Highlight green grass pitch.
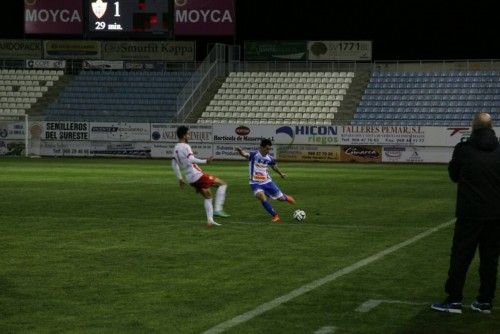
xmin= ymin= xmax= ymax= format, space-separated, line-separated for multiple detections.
xmin=0 ymin=158 xmax=499 ymax=333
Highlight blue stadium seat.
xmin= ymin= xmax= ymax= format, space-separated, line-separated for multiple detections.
xmin=45 ymin=70 xmax=192 ymax=122
xmin=351 ymin=70 xmax=500 ymax=126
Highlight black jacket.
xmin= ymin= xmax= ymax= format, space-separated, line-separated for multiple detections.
xmin=449 ymin=127 xmax=500 ymax=218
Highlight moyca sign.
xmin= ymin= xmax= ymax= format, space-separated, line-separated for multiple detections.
xmin=176 ymin=9 xmax=233 ymax=23
xmin=25 ymin=8 xmax=81 ymax=23
xmin=24 ymin=0 xmax=83 ymax=35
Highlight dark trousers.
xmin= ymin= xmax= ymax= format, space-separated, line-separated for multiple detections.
xmin=445 ymin=218 xmax=500 ymax=303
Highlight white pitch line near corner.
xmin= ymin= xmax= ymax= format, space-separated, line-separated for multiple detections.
xmin=355 ymin=299 xmax=428 ymax=313
xmin=202 ymin=219 xmax=455 ymax=334
xmin=314 ymin=326 xmax=337 ymax=334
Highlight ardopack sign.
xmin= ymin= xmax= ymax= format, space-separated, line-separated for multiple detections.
xmin=0 ymin=39 xmax=42 ymax=59
xmin=24 ymin=0 xmax=83 ymax=35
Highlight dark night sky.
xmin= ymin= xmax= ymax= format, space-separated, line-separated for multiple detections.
xmin=1 ymin=0 xmax=499 ymax=60
xmin=235 ymin=0 xmax=500 ymax=60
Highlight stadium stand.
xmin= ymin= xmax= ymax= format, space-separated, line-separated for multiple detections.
xmin=0 ymin=69 xmax=63 ymax=116
xmin=353 ymin=70 xmax=500 ymax=126
xmin=197 ymin=71 xmax=354 ymax=125
xmin=5 ymin=67 xmax=499 ymax=127
xmin=44 ymin=70 xmax=192 ymax=123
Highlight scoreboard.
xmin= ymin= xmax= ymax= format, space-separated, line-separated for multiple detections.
xmin=87 ymin=0 xmax=173 ymax=37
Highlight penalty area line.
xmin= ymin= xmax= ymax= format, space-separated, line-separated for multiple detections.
xmin=201 ymin=218 xmax=455 ymax=334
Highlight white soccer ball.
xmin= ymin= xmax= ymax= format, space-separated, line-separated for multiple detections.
xmin=293 ymin=209 xmax=306 ymax=221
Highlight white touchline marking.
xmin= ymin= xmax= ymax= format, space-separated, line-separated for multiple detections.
xmin=355 ymin=299 xmax=384 ymax=312
xmin=314 ymin=326 xmax=337 ymax=334
xmin=355 ymin=299 xmax=428 ymax=313
xmin=202 ymin=219 xmax=454 ymax=334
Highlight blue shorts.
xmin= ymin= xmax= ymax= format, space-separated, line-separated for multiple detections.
xmin=250 ymin=181 xmax=284 ymax=200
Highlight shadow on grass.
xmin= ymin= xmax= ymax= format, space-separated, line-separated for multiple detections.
xmin=395 ymin=305 xmax=500 ymax=334
xmin=0 ymin=277 xmax=30 ymax=298
xmin=0 ymin=276 xmax=33 ymax=318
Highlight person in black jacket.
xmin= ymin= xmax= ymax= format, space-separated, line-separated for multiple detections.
xmin=432 ymin=112 xmax=500 ymax=314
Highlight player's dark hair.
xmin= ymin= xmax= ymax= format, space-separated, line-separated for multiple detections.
xmin=260 ymin=138 xmax=273 ymax=147
xmin=176 ymin=126 xmax=189 ymax=139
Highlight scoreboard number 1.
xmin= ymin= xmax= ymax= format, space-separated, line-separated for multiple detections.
xmin=114 ymin=1 xmax=120 ymax=17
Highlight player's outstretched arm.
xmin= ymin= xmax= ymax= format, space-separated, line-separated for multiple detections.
xmin=271 ymin=165 xmax=286 ymax=179
xmin=188 ymin=155 xmax=211 ymax=164
xmin=235 ymin=147 xmax=249 ymax=158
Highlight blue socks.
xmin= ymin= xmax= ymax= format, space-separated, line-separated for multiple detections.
xmin=262 ymin=200 xmax=276 ymax=216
